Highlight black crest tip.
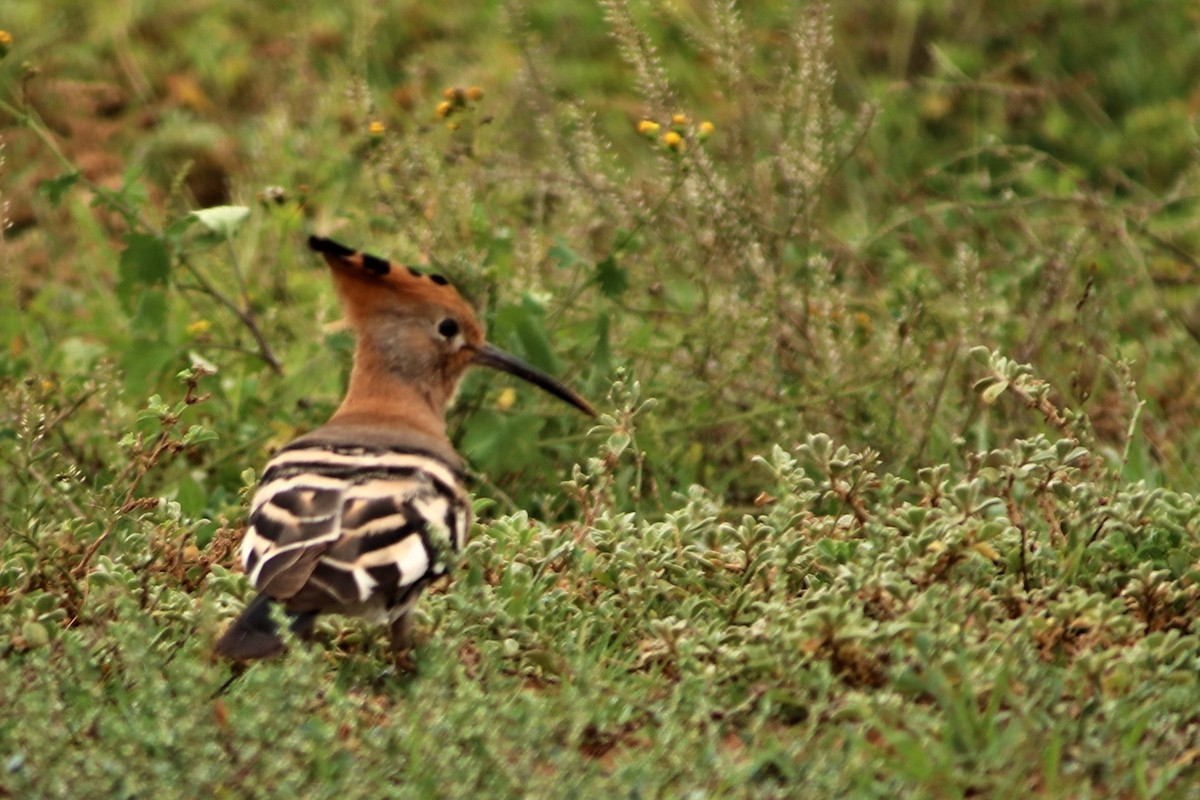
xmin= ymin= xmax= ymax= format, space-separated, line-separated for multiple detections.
xmin=309 ymin=235 xmax=391 ymax=276
xmin=308 ymin=235 xmax=357 ymax=258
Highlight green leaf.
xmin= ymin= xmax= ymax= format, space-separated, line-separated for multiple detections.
xmin=980 ymin=380 xmax=1009 ymax=405
xmin=594 ymin=254 xmax=629 ymax=298
xmin=122 ymin=341 xmax=179 ymax=393
xmin=182 ymin=425 xmax=219 ymax=445
xmin=514 ymin=308 xmax=559 ymax=374
xmin=37 ymin=172 xmax=81 ymax=206
xmin=21 ymin=621 xmax=49 ymax=650
xmin=164 ymin=213 xmax=199 ymax=245
xmin=130 ymin=288 xmax=169 ymax=335
xmin=494 ymin=297 xmax=560 ymax=374
xmin=117 ymin=234 xmax=171 ymax=312
xmin=191 ymin=205 xmax=250 ymax=237
xmin=549 ymin=240 xmax=584 ymax=268
xmin=460 ymin=410 xmax=543 ymax=474
xmin=174 ymin=473 xmax=208 ymax=516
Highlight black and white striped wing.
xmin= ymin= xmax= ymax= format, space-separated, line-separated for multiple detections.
xmin=240 ymin=444 xmax=469 ymax=619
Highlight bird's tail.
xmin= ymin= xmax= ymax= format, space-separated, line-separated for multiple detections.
xmin=214 ymin=593 xmax=286 ymax=660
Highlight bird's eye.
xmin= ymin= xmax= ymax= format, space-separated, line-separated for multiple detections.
xmin=437 ymin=318 xmax=460 ymax=339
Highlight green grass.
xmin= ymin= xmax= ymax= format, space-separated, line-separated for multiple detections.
xmin=3 ymin=0 xmax=1200 ymax=796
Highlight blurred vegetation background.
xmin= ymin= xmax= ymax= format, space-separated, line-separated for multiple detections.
xmin=2 ymin=1 xmax=1199 ymax=796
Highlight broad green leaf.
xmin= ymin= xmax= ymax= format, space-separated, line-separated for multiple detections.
xmin=36 ymin=172 xmax=80 ymax=206
xmin=514 ymin=309 xmax=559 ymax=374
xmin=549 ymin=241 xmax=583 ymax=268
xmin=117 ymin=233 xmax=170 ymax=312
xmin=493 ymin=297 xmax=560 ymax=374
xmin=174 ymin=473 xmax=208 ymax=516
xmin=460 ymin=410 xmax=543 ymax=474
xmin=594 ymin=254 xmax=629 ymax=298
xmin=122 ymin=340 xmax=178 ymax=393
xmin=130 ymin=288 xmax=169 ymax=335
xmin=191 ymin=205 xmax=250 ymax=237
xmin=164 ymin=213 xmax=199 ymax=245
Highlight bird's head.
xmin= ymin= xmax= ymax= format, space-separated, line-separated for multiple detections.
xmin=309 ymin=235 xmax=595 ymax=420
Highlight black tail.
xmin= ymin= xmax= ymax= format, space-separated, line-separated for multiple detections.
xmin=214 ymin=594 xmax=286 ymax=660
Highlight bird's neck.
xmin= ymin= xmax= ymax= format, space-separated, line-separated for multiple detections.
xmin=330 ymin=345 xmax=449 ymax=443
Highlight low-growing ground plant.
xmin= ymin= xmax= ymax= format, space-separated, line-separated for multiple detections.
xmin=2 ymin=0 xmax=1199 ymax=797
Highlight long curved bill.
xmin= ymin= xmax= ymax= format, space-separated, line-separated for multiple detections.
xmin=471 ymin=344 xmax=596 ymax=417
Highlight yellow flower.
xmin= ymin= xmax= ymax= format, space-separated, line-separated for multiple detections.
xmin=636 ymin=119 xmax=660 ymax=137
xmin=697 ymin=120 xmax=715 ymax=140
xmin=466 ymin=86 xmax=484 ymax=102
xmin=368 ymin=120 xmax=385 ymax=137
xmin=435 ymin=100 xmax=453 ymax=119
xmin=186 ymin=319 xmax=212 ymax=337
xmin=662 ymin=130 xmax=685 ymax=152
xmin=671 ymin=113 xmax=688 ymax=126
xmin=495 ymin=387 xmax=517 ymax=411
xmin=0 ymin=31 xmax=11 ymax=59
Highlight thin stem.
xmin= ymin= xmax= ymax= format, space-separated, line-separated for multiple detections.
xmin=0 ymin=97 xmax=159 ymax=234
xmin=225 ymin=234 xmax=251 ymax=307
xmin=178 ymin=259 xmax=283 ymax=375
xmin=909 ymin=343 xmax=959 ymax=470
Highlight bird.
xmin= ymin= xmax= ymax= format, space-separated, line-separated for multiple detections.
xmin=214 ymin=234 xmax=594 ymax=662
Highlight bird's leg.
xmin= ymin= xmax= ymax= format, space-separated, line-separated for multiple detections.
xmin=288 ymin=611 xmax=320 ymax=640
xmin=389 ymin=613 xmax=416 ymax=672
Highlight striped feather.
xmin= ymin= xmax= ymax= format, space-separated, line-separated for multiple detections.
xmin=239 ymin=441 xmax=470 ymax=625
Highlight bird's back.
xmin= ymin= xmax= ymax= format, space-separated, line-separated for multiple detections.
xmin=239 ymin=423 xmax=469 ymax=623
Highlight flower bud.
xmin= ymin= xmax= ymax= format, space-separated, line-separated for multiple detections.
xmin=662 ymin=130 xmax=684 ymax=152
xmin=636 ymin=119 xmax=661 ymax=137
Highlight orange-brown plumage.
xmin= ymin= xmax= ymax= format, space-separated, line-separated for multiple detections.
xmin=316 ymin=239 xmax=485 ymax=439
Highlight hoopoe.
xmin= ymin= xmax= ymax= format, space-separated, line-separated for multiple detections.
xmin=214 ymin=235 xmax=593 ymax=661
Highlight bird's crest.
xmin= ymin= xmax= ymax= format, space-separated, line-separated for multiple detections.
xmin=307 ymin=235 xmax=477 ymax=328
